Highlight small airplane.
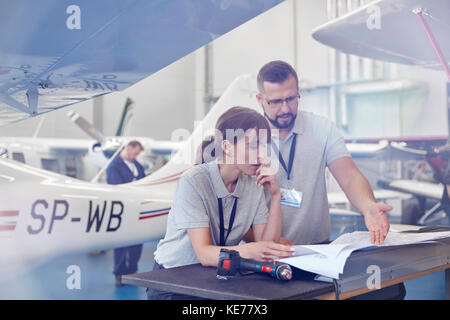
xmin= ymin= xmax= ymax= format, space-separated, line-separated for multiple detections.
xmin=312 ymin=0 xmax=450 ymax=225
xmin=0 ymin=0 xmax=286 ymax=281
xmin=0 ymin=98 xmax=182 ymax=180
xmin=0 ymin=74 xmax=249 ymax=282
xmin=0 ymin=0 xmax=284 ymax=178
xmin=66 ymin=103 xmax=182 ymax=177
xmin=0 ymin=136 xmax=96 ymax=179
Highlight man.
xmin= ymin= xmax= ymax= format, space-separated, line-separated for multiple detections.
xmin=106 ymin=140 xmax=146 ymax=286
xmin=256 ymin=60 xmax=391 ymax=246
xmin=255 ymin=61 xmax=408 ymax=299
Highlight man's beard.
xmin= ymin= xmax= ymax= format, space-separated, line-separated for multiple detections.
xmin=264 ymin=112 xmax=297 ymax=129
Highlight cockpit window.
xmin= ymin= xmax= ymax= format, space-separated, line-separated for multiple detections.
xmin=65 ymin=157 xmax=77 ymax=178
xmin=12 ymin=152 xmax=25 ymax=163
xmin=41 ymin=158 xmax=60 ymax=173
xmin=0 ymin=148 xmax=8 ymax=158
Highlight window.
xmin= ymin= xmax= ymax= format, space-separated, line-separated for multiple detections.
xmin=65 ymin=157 xmax=77 ymax=178
xmin=0 ymin=148 xmax=8 ymax=159
xmin=41 ymin=158 xmax=60 ymax=173
xmin=12 ymin=152 xmax=25 ymax=163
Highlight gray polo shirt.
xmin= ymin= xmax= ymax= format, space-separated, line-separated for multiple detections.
xmin=266 ymin=110 xmax=351 ymax=245
xmin=154 ymin=161 xmax=269 ymax=268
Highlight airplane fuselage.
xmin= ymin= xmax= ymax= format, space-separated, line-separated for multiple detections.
xmin=0 ymin=158 xmax=177 ymax=276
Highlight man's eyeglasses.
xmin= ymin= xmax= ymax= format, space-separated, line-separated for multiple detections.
xmin=263 ymin=94 xmax=301 ymax=108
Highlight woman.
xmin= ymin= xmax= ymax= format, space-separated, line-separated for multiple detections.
xmin=148 ymin=107 xmax=294 ymax=300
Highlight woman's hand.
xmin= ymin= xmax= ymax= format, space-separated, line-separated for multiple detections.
xmin=240 ymin=241 xmax=294 ymax=262
xmin=255 ymin=165 xmax=280 ymax=197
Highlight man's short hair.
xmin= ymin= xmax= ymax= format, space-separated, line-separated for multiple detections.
xmin=257 ymin=60 xmax=298 ymax=93
xmin=127 ymin=140 xmax=143 ymax=151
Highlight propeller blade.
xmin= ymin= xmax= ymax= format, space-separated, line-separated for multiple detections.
xmin=67 ymin=110 xmax=105 ymax=142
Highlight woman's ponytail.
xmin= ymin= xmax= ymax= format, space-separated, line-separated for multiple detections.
xmin=195 ymin=106 xmax=271 ymax=165
xmin=195 ymin=135 xmax=218 ymax=164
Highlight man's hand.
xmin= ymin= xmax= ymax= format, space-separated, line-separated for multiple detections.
xmin=364 ymin=202 xmax=392 ymax=245
xmin=279 ymin=237 xmax=295 ymax=246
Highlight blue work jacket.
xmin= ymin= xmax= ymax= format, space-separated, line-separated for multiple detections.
xmin=106 ymin=155 xmax=146 ymax=185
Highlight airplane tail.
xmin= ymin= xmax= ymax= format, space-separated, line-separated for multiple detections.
xmin=131 ymin=74 xmax=260 ymax=186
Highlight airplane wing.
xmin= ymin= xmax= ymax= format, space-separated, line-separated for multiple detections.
xmin=41 ymin=138 xmax=91 ymax=155
xmin=378 ymin=179 xmax=443 ymax=200
xmin=146 ymin=140 xmax=183 ymax=156
xmin=312 ymin=0 xmax=450 ymax=70
xmin=329 ymin=208 xmax=361 ymax=216
xmin=0 ymin=137 xmax=90 ymax=155
xmin=328 ymin=188 xmax=412 ymax=205
xmin=390 ymin=142 xmax=428 ymax=156
xmin=0 ymin=0 xmax=284 ymax=126
xmin=345 ymin=140 xmax=429 ymax=160
xmin=345 ymin=140 xmax=389 ymax=158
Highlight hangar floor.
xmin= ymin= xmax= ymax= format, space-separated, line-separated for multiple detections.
xmin=0 ymin=215 xmax=446 ymax=300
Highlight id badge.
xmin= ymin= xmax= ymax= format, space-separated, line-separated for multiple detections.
xmin=280 ymin=187 xmax=303 ymax=208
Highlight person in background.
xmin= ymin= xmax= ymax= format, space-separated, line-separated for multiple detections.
xmin=106 ymin=140 xmax=146 ymax=286
xmin=412 ymin=162 xmax=432 ymax=182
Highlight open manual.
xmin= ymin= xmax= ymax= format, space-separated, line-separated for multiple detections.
xmin=278 ymin=229 xmax=450 ymax=280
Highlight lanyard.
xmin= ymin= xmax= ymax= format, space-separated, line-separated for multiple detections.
xmin=272 ymin=133 xmax=297 ymax=180
xmin=217 ymin=197 xmax=238 ymax=246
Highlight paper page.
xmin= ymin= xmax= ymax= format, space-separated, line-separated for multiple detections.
xmin=331 ymin=231 xmax=450 ymax=247
xmin=280 ymin=253 xmax=341 ymax=279
xmin=294 ymin=244 xmax=353 ymax=258
xmin=280 ymin=243 xmax=367 ymax=279
xmin=279 ymin=231 xmax=450 ymax=280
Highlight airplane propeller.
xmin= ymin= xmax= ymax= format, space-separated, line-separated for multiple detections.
xmin=67 ymin=98 xmax=135 ymax=158
xmin=67 ymin=110 xmax=105 ymax=142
